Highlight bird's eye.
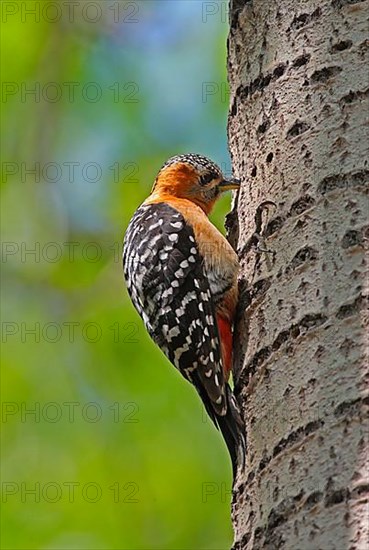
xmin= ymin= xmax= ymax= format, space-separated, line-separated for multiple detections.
xmin=199 ymin=172 xmax=218 ymax=186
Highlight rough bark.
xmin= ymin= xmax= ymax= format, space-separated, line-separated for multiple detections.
xmin=227 ymin=0 xmax=369 ymax=548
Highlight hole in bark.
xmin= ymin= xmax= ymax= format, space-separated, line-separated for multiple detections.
xmin=264 ymin=215 xmax=285 ymax=237
xmin=266 ymin=152 xmax=274 ymax=163
xmin=254 ymin=347 xmax=271 ymax=369
xmin=325 ymin=488 xmax=349 ymax=507
xmin=310 ymin=65 xmax=342 ymax=83
xmin=314 ymin=345 xmax=325 ymax=360
xmin=287 ymin=120 xmax=310 ymax=138
xmin=336 ymin=294 xmax=367 ymax=319
xmin=267 ymin=505 xmax=290 ymax=529
xmin=272 ymin=330 xmax=290 ymax=351
xmin=289 ymin=458 xmax=296 ymax=473
xmin=257 ymin=119 xmax=270 ymax=134
xmin=236 ymin=63 xmax=289 ymax=102
xmin=330 ymin=39 xmax=353 ymax=53
xmin=259 ymin=450 xmax=269 ymax=472
xmin=251 ymin=165 xmax=257 ymax=177
xmin=351 ymin=484 xmax=369 ymax=498
xmin=251 ymin=277 xmax=272 ymax=300
xmin=305 ymin=491 xmax=323 ymax=508
xmin=318 ymin=170 xmax=369 ymax=194
xmin=334 ymin=397 xmax=362 ymax=418
xmin=290 ymin=7 xmax=322 ymax=30
xmin=273 ymin=63 xmax=286 ymax=78
xmin=340 ymin=88 xmax=369 ymax=104
xmin=246 ymin=471 xmax=254 ymax=485
xmin=272 ymin=419 xmax=324 ymax=459
xmin=305 ymin=419 xmax=324 ymax=435
xmin=290 ymin=326 xmax=300 ymax=339
xmin=292 ymin=13 xmax=309 ymax=28
xmin=342 ymin=229 xmax=363 ymax=248
xmin=294 ymin=218 xmax=308 ymax=231
xmin=289 ymin=194 xmax=315 ymax=216
xmin=260 ymin=73 xmax=272 ymax=88
xmin=230 ymin=99 xmax=237 ymax=117
xmin=292 ymin=54 xmax=311 ymax=67
xmin=232 ymin=536 xmax=248 ymax=550
xmin=236 ymin=83 xmax=249 ymax=102
xmin=252 ymin=72 xmax=274 ymax=95
xmin=300 ymin=313 xmax=327 ymax=330
xmin=253 ymin=527 xmax=263 ymax=544
xmin=286 ymin=246 xmax=318 ymax=272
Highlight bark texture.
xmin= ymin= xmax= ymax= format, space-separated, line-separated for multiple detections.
xmin=227 ymin=1 xmax=369 ymax=548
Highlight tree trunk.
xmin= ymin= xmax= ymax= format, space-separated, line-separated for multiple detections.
xmin=227 ymin=0 xmax=369 ymax=548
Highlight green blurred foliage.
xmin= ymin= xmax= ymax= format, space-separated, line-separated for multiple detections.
xmin=1 ymin=1 xmax=235 ymax=548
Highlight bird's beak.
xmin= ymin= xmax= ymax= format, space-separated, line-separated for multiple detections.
xmin=218 ymin=177 xmax=241 ymax=192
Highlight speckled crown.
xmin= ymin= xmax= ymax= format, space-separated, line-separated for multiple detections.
xmin=159 ymin=153 xmax=223 ymax=178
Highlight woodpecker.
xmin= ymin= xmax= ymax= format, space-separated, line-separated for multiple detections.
xmin=123 ymin=153 xmax=245 ymax=475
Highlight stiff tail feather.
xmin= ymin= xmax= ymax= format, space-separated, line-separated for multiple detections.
xmin=216 ymin=385 xmax=246 ymax=477
xmin=194 ymin=377 xmax=246 ymax=477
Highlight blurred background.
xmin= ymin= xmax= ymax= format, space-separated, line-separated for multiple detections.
xmin=1 ymin=1 xmax=235 ymax=548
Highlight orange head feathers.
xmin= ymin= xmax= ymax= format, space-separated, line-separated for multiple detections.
xmin=150 ymin=153 xmax=240 ymax=214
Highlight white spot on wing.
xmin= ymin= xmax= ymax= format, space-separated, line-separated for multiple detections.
xmin=171 ymin=221 xmax=183 ymax=229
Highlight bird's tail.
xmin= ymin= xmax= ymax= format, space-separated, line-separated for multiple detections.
xmin=216 ymin=385 xmax=246 ymax=477
xmin=195 ymin=379 xmax=246 ymax=477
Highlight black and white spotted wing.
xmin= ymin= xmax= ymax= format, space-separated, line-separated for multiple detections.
xmin=123 ymin=202 xmax=227 ymax=415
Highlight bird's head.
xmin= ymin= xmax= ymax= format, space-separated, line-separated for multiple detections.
xmin=151 ymin=153 xmax=240 ymax=214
